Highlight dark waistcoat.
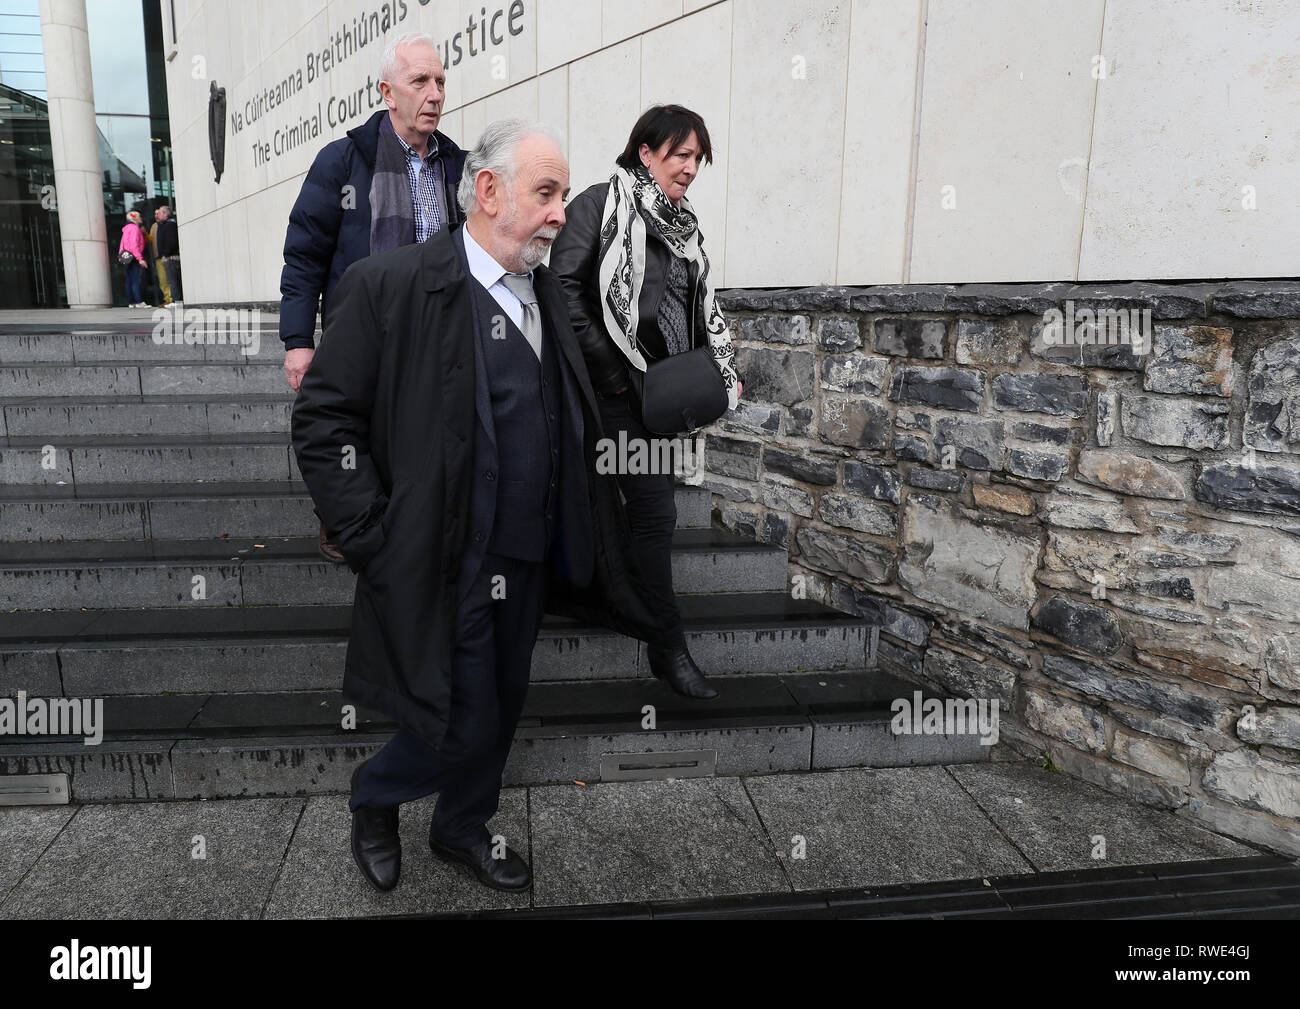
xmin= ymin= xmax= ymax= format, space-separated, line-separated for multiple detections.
xmin=467 ymin=277 xmax=562 ymax=562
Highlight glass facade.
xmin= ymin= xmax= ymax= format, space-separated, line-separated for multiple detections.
xmin=0 ymin=82 xmax=61 ymax=307
xmin=0 ymin=0 xmax=175 ymax=307
xmin=0 ymin=6 xmax=60 ymax=306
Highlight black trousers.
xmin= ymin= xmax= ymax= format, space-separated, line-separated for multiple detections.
xmin=349 ymin=551 xmax=547 ymax=848
xmin=596 ymin=389 xmax=686 ymax=651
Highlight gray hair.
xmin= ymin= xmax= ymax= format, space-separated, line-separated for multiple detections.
xmin=457 ymin=119 xmax=561 ymax=215
xmin=379 ymin=32 xmax=439 ymax=82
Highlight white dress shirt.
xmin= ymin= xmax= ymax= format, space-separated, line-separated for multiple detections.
xmin=461 ymin=224 xmax=533 ymax=336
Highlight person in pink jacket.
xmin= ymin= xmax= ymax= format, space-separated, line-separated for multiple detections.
xmin=118 ymin=210 xmax=148 ymax=307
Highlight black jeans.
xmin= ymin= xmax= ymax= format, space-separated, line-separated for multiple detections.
xmin=597 ymin=388 xmax=686 ymax=651
xmin=162 ymin=257 xmax=182 ymax=301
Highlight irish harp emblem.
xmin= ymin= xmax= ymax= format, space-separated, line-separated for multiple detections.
xmin=208 ymin=80 xmax=227 ymax=184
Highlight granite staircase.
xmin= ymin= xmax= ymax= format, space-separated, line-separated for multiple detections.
xmin=0 ymin=317 xmax=989 ymax=804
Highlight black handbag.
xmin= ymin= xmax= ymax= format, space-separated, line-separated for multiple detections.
xmin=633 ymin=345 xmax=728 ymax=435
xmin=631 ymin=325 xmax=729 ymax=436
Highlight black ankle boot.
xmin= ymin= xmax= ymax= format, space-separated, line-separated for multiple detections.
xmin=647 ymin=645 xmax=718 ymax=699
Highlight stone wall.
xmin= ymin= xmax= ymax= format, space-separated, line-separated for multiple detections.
xmin=708 ymin=280 xmax=1300 ymax=856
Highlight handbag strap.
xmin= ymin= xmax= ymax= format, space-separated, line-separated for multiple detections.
xmin=631 ymin=326 xmax=656 ymax=365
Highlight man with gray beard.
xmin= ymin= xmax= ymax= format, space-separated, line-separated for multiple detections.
xmin=292 ymin=120 xmax=657 ymax=894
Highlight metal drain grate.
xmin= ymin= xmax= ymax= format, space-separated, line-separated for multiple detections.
xmin=0 ymin=773 xmax=70 ymax=805
xmin=599 ymin=749 xmax=717 ymax=781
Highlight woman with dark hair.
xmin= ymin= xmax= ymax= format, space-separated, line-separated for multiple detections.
xmin=550 ymin=104 xmax=741 ymax=699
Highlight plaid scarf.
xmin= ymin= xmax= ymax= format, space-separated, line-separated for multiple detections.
xmin=369 ymin=113 xmax=417 ymax=255
xmin=596 ymin=165 xmax=738 ymax=410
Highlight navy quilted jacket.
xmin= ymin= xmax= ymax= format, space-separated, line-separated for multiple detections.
xmin=278 ymin=109 xmax=467 ymax=350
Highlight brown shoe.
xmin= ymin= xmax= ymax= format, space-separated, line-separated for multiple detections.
xmin=318 ymin=520 xmax=347 ymax=563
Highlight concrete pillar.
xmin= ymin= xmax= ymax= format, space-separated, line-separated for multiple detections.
xmin=39 ymin=0 xmax=111 ymax=307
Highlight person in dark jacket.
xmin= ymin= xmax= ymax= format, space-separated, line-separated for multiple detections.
xmin=279 ymin=31 xmax=466 ymax=561
xmin=291 ymin=119 xmax=659 ymax=895
xmin=549 ymin=104 xmax=741 ymax=700
xmin=155 ymin=205 xmax=182 ymax=303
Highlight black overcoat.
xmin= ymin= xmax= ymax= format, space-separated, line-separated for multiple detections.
xmin=291 ymin=225 xmax=660 ymax=749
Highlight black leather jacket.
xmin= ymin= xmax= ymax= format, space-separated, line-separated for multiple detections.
xmin=549 ymin=182 xmax=707 ymax=397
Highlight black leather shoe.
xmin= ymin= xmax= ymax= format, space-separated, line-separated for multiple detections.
xmin=647 ymin=645 xmax=719 ymax=699
xmin=428 ymin=834 xmax=532 ymax=891
xmin=350 ymin=763 xmax=400 ymax=892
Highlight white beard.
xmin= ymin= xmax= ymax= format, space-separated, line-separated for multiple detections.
xmin=495 ymin=195 xmax=557 ymax=272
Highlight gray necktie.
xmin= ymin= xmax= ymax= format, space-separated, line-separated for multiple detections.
xmin=500 ymin=272 xmax=542 ymax=361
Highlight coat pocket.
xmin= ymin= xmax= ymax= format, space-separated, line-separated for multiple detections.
xmin=360 ymin=482 xmax=407 ymax=583
xmin=365 ymin=480 xmax=438 ymax=588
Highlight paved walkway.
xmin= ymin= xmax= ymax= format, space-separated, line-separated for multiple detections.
xmin=0 ymin=759 xmax=1259 ymax=919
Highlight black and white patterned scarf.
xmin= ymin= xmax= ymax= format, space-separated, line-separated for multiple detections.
xmin=596 ymin=165 xmax=737 ymax=409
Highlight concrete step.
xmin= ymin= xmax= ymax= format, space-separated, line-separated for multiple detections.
xmin=674 ymin=482 xmax=711 ymax=529
xmin=0 ymin=432 xmax=295 ymax=485
xmin=1 ymin=481 xmax=712 ymax=541
xmin=0 ymin=481 xmax=314 ymax=541
xmin=0 ymin=670 xmax=990 ymax=802
xmin=0 ymin=429 xmax=727 ymax=505
xmin=2 ymin=395 xmax=292 ymax=438
xmin=0 ymin=360 xmax=285 ymax=398
xmin=0 ymin=528 xmax=786 ymax=610
xmin=0 ymin=322 xmax=279 ymax=363
xmin=1 ymin=593 xmax=870 ymax=695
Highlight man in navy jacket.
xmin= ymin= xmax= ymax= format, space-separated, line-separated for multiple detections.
xmin=279 ymin=32 xmax=466 ymax=559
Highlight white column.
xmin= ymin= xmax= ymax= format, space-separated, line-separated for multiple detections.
xmin=39 ymin=0 xmax=111 ymax=307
